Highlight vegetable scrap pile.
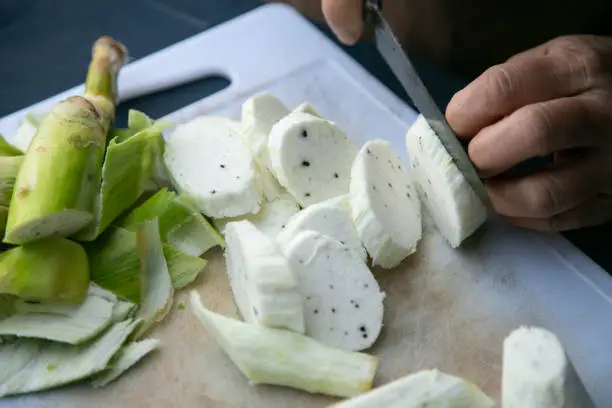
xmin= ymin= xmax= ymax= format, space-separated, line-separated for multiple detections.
xmin=0 ymin=37 xmax=596 ymax=408
xmin=0 ymin=37 xmax=221 ymax=397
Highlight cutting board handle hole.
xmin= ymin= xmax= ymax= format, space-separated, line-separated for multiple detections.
xmin=115 ymin=73 xmax=231 ymax=126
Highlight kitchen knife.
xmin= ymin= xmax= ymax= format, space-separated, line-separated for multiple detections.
xmin=363 ymin=0 xmax=491 ymax=209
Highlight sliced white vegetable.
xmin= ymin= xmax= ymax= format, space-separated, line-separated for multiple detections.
xmin=134 ymin=219 xmax=174 ymax=340
xmin=90 ymin=338 xmax=160 ymax=387
xmin=190 ymin=291 xmax=378 ymax=398
xmin=277 ymin=194 xmax=366 ymax=261
xmin=405 ymin=114 xmax=487 ymax=248
xmin=164 ymin=116 xmax=261 ymax=218
xmin=329 ymin=369 xmax=496 ymax=408
xmin=214 ymin=191 xmax=300 ymax=239
xmin=283 ymin=230 xmax=385 ymax=351
xmin=0 ymin=285 xmax=116 ymax=344
xmin=350 ymin=139 xmax=422 ymax=269
xmin=224 ymin=220 xmax=305 ymax=333
xmin=241 ymin=92 xmax=289 ymax=162
xmin=268 ymin=111 xmax=357 ymax=207
xmin=292 ymin=101 xmax=322 ymax=117
xmin=502 ymin=326 xmax=596 ymax=408
xmin=0 ymin=318 xmax=140 ymax=398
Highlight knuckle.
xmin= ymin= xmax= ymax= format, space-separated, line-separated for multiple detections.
xmin=484 ymin=64 xmax=516 ymax=102
xmin=552 ymin=36 xmax=604 ymax=87
xmin=525 ymin=176 xmax=560 ymax=217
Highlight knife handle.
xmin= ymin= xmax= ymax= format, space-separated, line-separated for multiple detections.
xmin=363 ymin=0 xmax=382 ymax=26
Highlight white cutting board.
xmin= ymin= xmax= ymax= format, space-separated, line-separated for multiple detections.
xmin=1 ymin=4 xmax=612 ymax=407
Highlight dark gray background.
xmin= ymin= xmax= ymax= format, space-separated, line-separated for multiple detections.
xmin=0 ymin=0 xmax=609 ymax=272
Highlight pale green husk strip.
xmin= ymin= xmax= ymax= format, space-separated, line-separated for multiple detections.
xmin=0 ymin=318 xmax=141 ymax=398
xmin=88 ymin=227 xmax=207 ymax=303
xmin=90 ymin=338 xmax=160 ymax=387
xmin=190 ymin=291 xmax=378 ymax=398
xmin=133 ymin=218 xmax=174 ymax=339
xmin=0 ymin=284 xmax=116 ymax=344
xmin=73 ymin=125 xmax=161 ymax=242
xmin=122 ymin=188 xmax=224 ymax=256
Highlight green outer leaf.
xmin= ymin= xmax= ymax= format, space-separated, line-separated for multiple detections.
xmin=0 ymin=135 xmax=23 ymax=156
xmin=121 ymin=189 xmax=224 ymax=256
xmin=0 ymin=318 xmax=141 ymax=398
xmin=88 ymin=227 xmax=207 ymax=303
xmin=121 ymin=188 xmax=175 ymax=228
xmin=74 ymin=126 xmax=160 ymax=241
xmin=0 ymin=238 xmax=90 ymax=304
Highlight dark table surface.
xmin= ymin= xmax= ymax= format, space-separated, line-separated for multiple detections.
xmin=1 ymin=0 xmax=610 ymax=273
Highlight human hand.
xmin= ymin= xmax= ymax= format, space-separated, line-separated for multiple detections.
xmin=446 ymin=35 xmax=612 ymax=231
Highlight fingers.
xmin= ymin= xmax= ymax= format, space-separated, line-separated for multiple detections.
xmin=505 ymin=195 xmax=612 ymax=231
xmin=485 ymin=154 xmax=602 ymax=219
xmin=466 ymin=95 xmax=606 ymax=177
xmin=446 ymin=43 xmax=593 ymax=138
xmin=322 ymin=0 xmax=364 ymax=45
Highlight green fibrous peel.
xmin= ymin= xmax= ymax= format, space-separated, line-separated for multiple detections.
xmin=122 ymin=188 xmax=224 ymax=256
xmin=0 ymin=238 xmax=90 ymax=304
xmin=88 ymin=227 xmax=207 ymax=303
xmin=133 ymin=218 xmax=174 ymax=339
xmin=0 ymin=318 xmax=141 ymax=398
xmin=0 ymin=284 xmax=116 ymax=344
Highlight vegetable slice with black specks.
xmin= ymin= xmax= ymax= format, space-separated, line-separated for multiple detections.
xmin=164 ymin=116 xmax=262 ymax=218
xmin=190 ymin=291 xmax=378 ymax=398
xmin=224 ymin=220 xmax=304 ymax=333
xmin=268 ymin=111 xmax=357 ymax=207
xmin=282 ymin=230 xmax=385 ymax=352
xmin=350 ymin=139 xmax=422 ymax=269
xmin=405 ymin=115 xmax=487 ymax=248
xmin=277 ymin=194 xmax=366 ymax=261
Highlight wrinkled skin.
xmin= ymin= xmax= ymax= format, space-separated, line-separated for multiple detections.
xmin=266 ymin=0 xmax=612 ymax=231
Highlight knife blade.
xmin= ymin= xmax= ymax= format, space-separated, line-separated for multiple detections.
xmin=363 ymin=0 xmax=491 ymax=209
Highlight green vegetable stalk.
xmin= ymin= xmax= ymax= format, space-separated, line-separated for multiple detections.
xmin=3 ymin=37 xmax=128 ymax=245
xmin=0 ymin=238 xmax=90 ymax=304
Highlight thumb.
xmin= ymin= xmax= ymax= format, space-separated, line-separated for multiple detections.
xmin=322 ymin=0 xmax=364 ymax=45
